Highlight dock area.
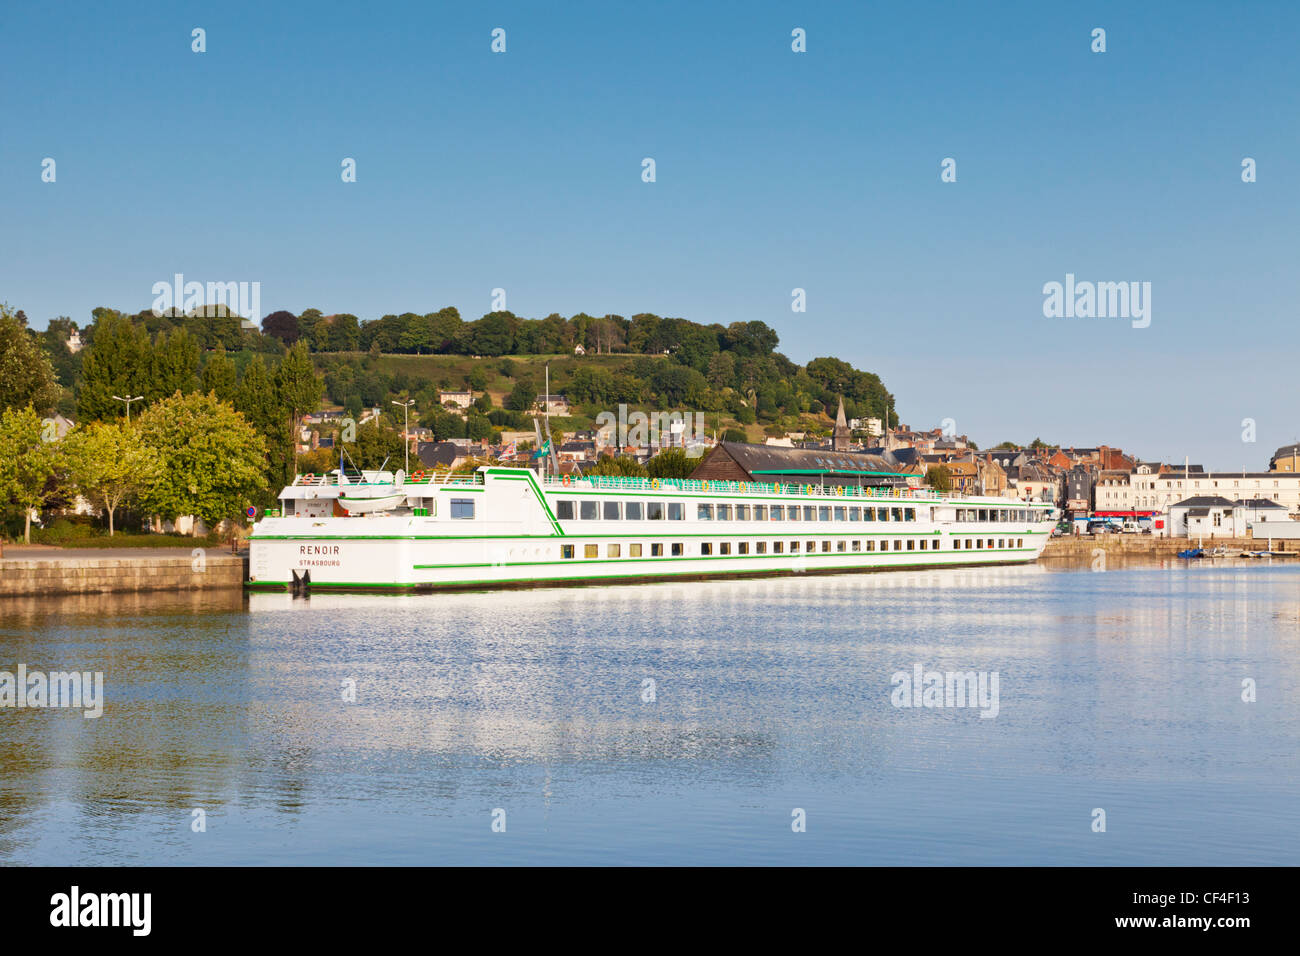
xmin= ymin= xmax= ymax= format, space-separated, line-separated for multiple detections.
xmin=0 ymin=546 xmax=248 ymax=597
xmin=1041 ymin=535 xmax=1299 ymax=559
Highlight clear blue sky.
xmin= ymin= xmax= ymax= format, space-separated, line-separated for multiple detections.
xmin=3 ymin=1 xmax=1297 ymax=469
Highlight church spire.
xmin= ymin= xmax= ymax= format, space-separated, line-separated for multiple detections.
xmin=833 ymin=396 xmax=851 ymax=451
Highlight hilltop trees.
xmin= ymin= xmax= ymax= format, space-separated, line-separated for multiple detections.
xmin=0 ymin=307 xmax=60 ymax=414
xmin=262 ymin=310 xmax=299 ymax=344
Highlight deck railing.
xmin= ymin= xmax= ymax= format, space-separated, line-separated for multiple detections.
xmin=537 ymin=472 xmax=1002 ymax=502
xmin=292 ymin=470 xmax=482 ymax=488
xmin=288 ymin=467 xmax=1052 ymax=507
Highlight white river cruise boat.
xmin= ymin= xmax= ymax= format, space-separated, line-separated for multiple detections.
xmin=246 ymin=465 xmax=1054 ymax=591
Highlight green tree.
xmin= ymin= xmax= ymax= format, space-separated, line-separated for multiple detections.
xmin=78 ymin=312 xmax=152 ymax=421
xmin=925 ymin=464 xmax=953 ymax=491
xmin=201 ymin=344 xmax=239 ymax=403
xmin=275 ymin=342 xmax=324 ymax=469
xmin=137 ymin=392 xmax=268 ymax=531
xmin=0 ymin=406 xmax=65 ymax=542
xmin=505 ymin=378 xmax=535 ymax=412
xmin=588 ymin=454 xmax=649 ymax=477
xmin=645 ymin=447 xmax=695 ymax=479
xmin=149 ymin=326 xmax=200 ymax=399
xmin=346 ymin=419 xmax=405 ymax=470
xmin=65 ymin=421 xmax=159 ymax=535
xmin=235 ymin=357 xmax=294 ymax=496
xmin=0 ymin=307 xmax=60 ymax=414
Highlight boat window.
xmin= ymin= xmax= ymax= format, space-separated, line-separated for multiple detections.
xmin=818 ymin=506 xmax=831 ymax=521
xmin=450 ymin=499 xmax=475 ymax=519
xmin=603 ymin=500 xmax=621 ymax=520
xmin=579 ymin=501 xmax=599 ymax=520
xmin=647 ymin=501 xmax=665 ymax=520
xmin=954 ymin=539 xmax=961 ymax=549
xmin=697 ymin=503 xmax=713 ymax=520
xmin=701 ymin=542 xmax=713 ymax=555
xmin=803 ymin=506 xmax=816 ymax=521
xmin=836 ymin=540 xmax=846 ymax=552
xmin=878 ymin=508 xmax=889 ymax=522
xmin=1017 ymin=538 xmax=1023 ymax=548
xmin=607 ymin=543 xmax=621 ymax=557
xmin=807 ymin=540 xmax=816 ymax=553
xmin=717 ymin=504 xmax=733 ymax=520
xmin=773 ymin=541 xmax=783 ymax=553
xmin=584 ymin=544 xmax=599 ymax=558
xmin=736 ymin=505 xmax=750 ymax=520
xmin=905 ymin=508 xmax=914 ymax=521
xmin=668 ymin=503 xmax=684 ymax=520
xmin=852 ymin=540 xmax=861 ymax=552
xmin=630 ymin=543 xmax=643 ymax=557
xmin=738 ymin=542 xmax=749 ymax=554
xmin=671 ymin=542 xmax=683 ymax=556
xmin=770 ymin=505 xmax=784 ymax=521
xmin=834 ymin=506 xmax=846 ymax=521
xmin=979 ymin=509 xmax=988 ymax=521
xmin=790 ymin=541 xmax=800 ymax=553
xmin=720 ymin=542 xmax=731 ymax=555
xmin=907 ymin=540 xmax=914 ymax=550
xmin=756 ymin=541 xmax=767 ymax=554
xmin=562 ymin=545 xmax=575 ymax=559
xmin=821 ymin=541 xmax=831 ymax=553
xmin=625 ymin=501 xmax=643 ymax=520
xmin=754 ymin=505 xmax=767 ymax=521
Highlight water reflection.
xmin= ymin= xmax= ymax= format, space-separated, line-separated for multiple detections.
xmin=2 ymin=561 xmax=1298 ymax=864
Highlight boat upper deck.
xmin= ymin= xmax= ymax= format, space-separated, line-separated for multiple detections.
xmin=285 ymin=467 xmax=1051 ymax=508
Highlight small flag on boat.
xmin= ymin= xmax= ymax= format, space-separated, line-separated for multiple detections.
xmin=499 ymin=441 xmax=517 ymax=459
xmin=530 ymin=439 xmax=551 ymax=460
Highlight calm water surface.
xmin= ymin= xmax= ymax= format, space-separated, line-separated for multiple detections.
xmin=2 ymin=559 xmax=1298 ymax=865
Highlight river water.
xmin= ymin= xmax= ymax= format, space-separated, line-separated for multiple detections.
xmin=2 ymin=559 xmax=1297 ymax=865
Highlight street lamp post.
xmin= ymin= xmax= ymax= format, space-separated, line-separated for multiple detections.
xmin=391 ymin=399 xmax=415 ymax=475
xmin=112 ymin=394 xmax=144 ymax=423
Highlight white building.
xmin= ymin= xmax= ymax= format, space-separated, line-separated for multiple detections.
xmin=439 ymin=390 xmax=473 ymax=410
xmin=1168 ymin=496 xmax=1293 ymax=538
xmin=1132 ymin=471 xmax=1300 ymax=518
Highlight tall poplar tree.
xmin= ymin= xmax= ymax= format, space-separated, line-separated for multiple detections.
xmin=77 ymin=312 xmax=152 ymax=421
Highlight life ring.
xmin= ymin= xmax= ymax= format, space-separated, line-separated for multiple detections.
xmin=562 ymin=475 xmax=572 ymax=487
xmin=701 ymin=480 xmax=710 ymax=491
xmin=836 ymin=486 xmax=844 ymax=497
xmin=651 ymin=478 xmax=660 ymax=489
xmin=303 ymin=473 xmax=315 ymax=481
xmin=413 ymin=470 xmax=426 ymax=481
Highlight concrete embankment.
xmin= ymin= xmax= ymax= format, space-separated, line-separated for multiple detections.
xmin=1041 ymin=535 xmax=1291 ymax=559
xmin=0 ymin=547 xmax=247 ymax=597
